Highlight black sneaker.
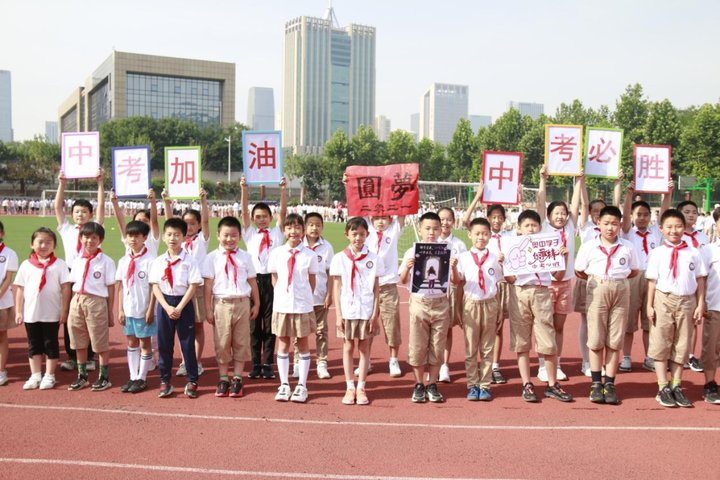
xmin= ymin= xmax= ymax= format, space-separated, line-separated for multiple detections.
xmin=229 ymin=377 xmax=244 ymax=398
xmin=91 ymin=377 xmax=112 ymax=392
xmin=545 ymin=383 xmax=573 ymax=402
xmin=215 ymin=380 xmax=230 ymax=397
xmin=248 ymin=364 xmax=262 ymax=379
xmin=184 ymin=381 xmax=199 ymax=399
xmin=521 ymin=382 xmax=538 ymax=402
xmin=129 ymin=379 xmax=147 ymax=394
xmin=120 ymin=380 xmax=134 ymax=393
xmin=688 ymin=356 xmax=703 ymax=372
xmin=68 ymin=375 xmax=89 ymax=391
xmin=426 ymin=383 xmax=444 ymax=403
xmin=589 ymin=382 xmax=604 ymax=403
xmin=158 ymin=382 xmax=174 ymax=398
xmin=603 ymin=383 xmax=619 ymax=405
xmin=656 ymin=385 xmax=677 ymax=407
xmin=411 ymin=383 xmax=427 ymax=403
xmin=491 ymin=369 xmax=507 ymax=384
xmin=261 ymin=364 xmax=275 ymax=379
xmin=672 ymin=386 xmax=693 ymax=408
xmin=703 ymin=381 xmax=720 ymax=404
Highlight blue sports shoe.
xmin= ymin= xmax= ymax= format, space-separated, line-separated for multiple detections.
xmin=477 ymin=387 xmax=492 ymax=401
xmin=467 ymin=386 xmax=480 ymax=401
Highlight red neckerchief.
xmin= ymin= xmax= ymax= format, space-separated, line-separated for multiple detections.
xmin=184 ymin=232 xmax=199 ymax=253
xmin=126 ymin=247 xmax=147 ymax=288
xmin=287 ymin=247 xmax=299 ymax=290
xmin=0 ymin=243 xmax=4 ymax=256
xmin=75 ymin=225 xmax=82 ymax=253
xmin=599 ymin=243 xmax=621 ymax=275
xmin=258 ymin=228 xmax=271 ymax=258
xmin=28 ymin=252 xmax=57 ymax=293
xmin=224 ymin=249 xmax=239 ymax=288
xmin=686 ymin=231 xmax=700 ymax=248
xmin=491 ymin=232 xmax=502 ymax=252
xmin=560 ymin=227 xmax=567 ymax=248
xmin=376 ymin=230 xmax=383 ymax=254
xmin=471 ymin=249 xmax=490 ymax=294
xmin=80 ymin=249 xmax=102 ymax=294
xmin=665 ymin=241 xmax=688 ymax=279
xmin=343 ymin=247 xmax=368 ymax=295
xmin=163 ymin=256 xmax=182 ymax=290
xmin=636 ymin=230 xmax=650 ymax=255
xmin=306 ymin=238 xmax=321 ymax=252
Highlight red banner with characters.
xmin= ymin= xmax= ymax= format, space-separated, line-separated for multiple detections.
xmin=345 ymin=163 xmax=419 ymax=217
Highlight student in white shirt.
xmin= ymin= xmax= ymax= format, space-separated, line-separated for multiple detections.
xmin=0 ymin=221 xmax=19 ymax=386
xmin=110 ymin=189 xmax=161 ymax=256
xmin=700 ymin=208 xmax=720 ymax=404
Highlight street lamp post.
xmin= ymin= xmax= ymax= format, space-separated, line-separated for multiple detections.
xmin=225 ymin=136 xmax=232 ymax=183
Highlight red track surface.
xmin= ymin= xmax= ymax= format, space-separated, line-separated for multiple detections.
xmin=1 ymin=287 xmax=718 ymax=480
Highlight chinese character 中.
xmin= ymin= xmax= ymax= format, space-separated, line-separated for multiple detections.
xmin=488 ymin=161 xmax=514 ymax=190
xmin=550 ymin=134 xmax=577 ymax=161
xmin=390 ymin=172 xmax=415 ymax=201
xmin=356 ymin=176 xmax=381 ymax=200
xmin=170 ymin=157 xmax=196 ymax=184
xmin=248 ymin=140 xmax=277 ymax=170
xmin=116 ymin=156 xmax=144 ymax=183
xmin=588 ymin=138 xmax=617 ymax=163
xmin=68 ymin=141 xmax=93 ymax=166
xmin=638 ymin=154 xmax=665 ymax=179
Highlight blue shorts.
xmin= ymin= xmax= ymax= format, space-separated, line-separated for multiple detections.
xmin=123 ymin=316 xmax=158 ymax=339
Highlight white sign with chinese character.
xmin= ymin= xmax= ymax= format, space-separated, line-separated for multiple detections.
xmin=61 ymin=132 xmax=100 ymax=179
xmin=634 ymin=144 xmax=671 ymax=193
xmin=242 ymin=130 xmax=283 ymax=185
xmin=481 ymin=151 xmax=522 ymax=205
xmin=501 ymin=233 xmax=566 ymax=276
xmin=112 ymin=146 xmax=150 ymax=198
xmin=165 ymin=146 xmax=202 ymax=199
xmin=545 ymin=124 xmax=583 ymax=176
xmin=583 ymin=127 xmax=623 ymax=178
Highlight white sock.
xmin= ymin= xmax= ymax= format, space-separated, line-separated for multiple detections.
xmin=298 ymin=352 xmax=311 ymax=387
xmin=346 ymin=380 xmax=355 ymax=389
xmin=624 ymin=355 xmax=631 ymax=360
xmin=390 ymin=356 xmax=397 ymax=362
xmin=127 ymin=347 xmax=140 ymax=380
xmin=277 ymin=353 xmax=290 ymax=385
xmin=538 ymin=357 xmax=546 ymax=369
xmin=557 ymin=358 xmax=562 ymax=368
xmin=139 ymin=354 xmax=152 ymax=381
xmin=358 ymin=381 xmax=366 ymax=390
xmin=492 ymin=362 xmax=500 ymax=370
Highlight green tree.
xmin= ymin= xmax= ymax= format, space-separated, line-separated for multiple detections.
xmin=350 ymin=125 xmax=385 ymax=166
xmin=417 ymin=138 xmax=447 ymax=181
xmin=680 ymin=102 xmax=720 ymax=179
xmin=446 ymin=118 xmax=478 ymax=181
xmin=644 ymin=99 xmax=681 ymax=150
xmin=323 ymin=129 xmax=352 ymax=201
xmin=517 ymin=115 xmax=548 ymax=183
xmin=385 ymin=130 xmax=417 ymax=165
xmin=2 ymin=137 xmax=60 ymax=195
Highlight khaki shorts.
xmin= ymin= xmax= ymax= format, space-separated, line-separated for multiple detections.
xmin=508 ymin=285 xmax=556 ymax=355
xmin=68 ymin=294 xmax=110 ymax=352
xmin=573 ymin=277 xmax=588 ymax=314
xmin=585 ymin=277 xmax=629 ymax=351
xmin=648 ymin=290 xmax=695 ymax=364
xmin=212 ymin=297 xmax=251 ymax=364
xmin=0 ymin=307 xmax=17 ymax=331
xmin=337 ymin=319 xmax=378 ymax=341
xmin=379 ymin=283 xmax=401 ymax=347
xmin=549 ymin=279 xmax=574 ymax=316
xmin=448 ymin=283 xmax=464 ymax=327
xmin=192 ymin=288 xmax=206 ymax=324
xmin=701 ymin=310 xmax=720 ymax=372
xmin=408 ymin=295 xmax=450 ymax=367
xmin=463 ymin=297 xmax=498 ymax=388
xmin=626 ymin=272 xmax=649 ymax=333
xmin=272 ymin=311 xmax=315 ymax=338
xmin=495 ymin=281 xmax=510 ymax=325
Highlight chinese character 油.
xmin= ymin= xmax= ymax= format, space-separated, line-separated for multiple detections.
xmin=248 ymin=140 xmax=277 ymax=170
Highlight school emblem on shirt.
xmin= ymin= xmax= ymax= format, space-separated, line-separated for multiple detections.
xmin=488 ymin=267 xmax=495 ymax=276
xmin=689 ymin=262 xmax=695 ymax=271
xmin=0 ymin=256 xmax=5 ymax=263
xmin=619 ymin=258 xmax=626 ymax=266
xmin=138 ymin=271 xmax=147 ymax=279
xmin=93 ymin=271 xmax=102 ymax=279
xmin=366 ymin=261 xmax=374 ymax=269
xmin=385 ymin=237 xmax=391 ymax=244
xmin=317 ymin=255 xmax=322 ymax=263
xmin=650 ymin=242 xmax=656 ymax=249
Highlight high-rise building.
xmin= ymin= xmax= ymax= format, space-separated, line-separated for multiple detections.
xmin=373 ymin=115 xmax=391 ymax=141
xmin=0 ymin=70 xmax=12 ymax=142
xmin=283 ymin=7 xmax=376 ymax=154
xmin=410 ymin=113 xmax=419 ymax=138
xmin=58 ymin=51 xmax=235 ymax=133
xmin=508 ymin=101 xmax=544 ymax=119
xmin=45 ymin=121 xmax=59 ymax=144
xmin=247 ymin=87 xmax=275 ymax=131
xmin=469 ymin=114 xmax=492 ymax=131
xmin=419 ymin=83 xmax=468 ymax=145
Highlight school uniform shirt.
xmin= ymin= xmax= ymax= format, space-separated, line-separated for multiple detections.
xmin=57 ymin=221 xmax=83 ymax=267
xmin=702 ymin=241 xmax=720 ymax=311
xmin=202 ymin=247 xmax=256 ymax=298
xmin=329 ymin=246 xmax=384 ymax=321
xmin=579 ymin=219 xmax=601 ymax=245
xmin=542 ymin=219 xmax=577 ymax=282
xmin=399 ymin=244 xmax=455 ymax=299
xmin=457 ymin=248 xmax=502 ymax=301
xmin=574 ymin=237 xmax=639 ymax=280
xmin=646 ymin=241 xmax=708 ymax=296
xmin=243 ymin=225 xmax=284 ymax=275
xmin=0 ymin=244 xmax=19 ymax=309
xmin=182 ymin=231 xmax=209 ymax=267
xmin=14 ymin=257 xmax=70 ymax=323
xmin=122 ymin=234 xmax=160 ymax=257
xmin=149 ymin=250 xmax=203 ymax=296
xmin=683 ymin=229 xmax=710 ymax=249
xmin=487 ymin=229 xmax=516 ymax=258
xmin=440 ymin=234 xmax=468 ymax=257
xmin=115 ymin=248 xmax=156 ymax=318
xmin=69 ymin=251 xmax=116 ymax=297
xmin=268 ymin=243 xmax=319 ymax=314
xmin=303 ymin=237 xmax=334 ymax=306
xmin=620 ymin=225 xmax=662 ymax=271
xmin=367 ymin=218 xmax=403 ymax=286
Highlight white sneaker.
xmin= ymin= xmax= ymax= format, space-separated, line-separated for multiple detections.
xmin=438 ymin=363 xmax=451 ymax=383
xmin=316 ymin=361 xmax=331 ymax=379
xmin=275 ymin=383 xmax=291 ymax=402
xmin=292 ymin=363 xmax=300 ymax=378
xmin=537 ymin=366 xmax=548 ymax=383
xmin=556 ymin=368 xmax=568 ymax=381
xmin=619 ymin=357 xmax=632 ymax=372
xmin=39 ymin=374 xmax=56 ymax=390
xmin=176 ymin=362 xmax=187 ymax=376
xmin=642 ymin=357 xmax=655 ymax=371
xmin=0 ymin=370 xmax=8 ymax=386
xmin=354 ymin=363 xmax=373 ymax=376
xmin=149 ymin=358 xmax=157 ymax=371
xmin=197 ymin=362 xmax=204 ymax=376
xmin=291 ymin=384 xmax=308 ymax=403
xmin=23 ymin=374 xmax=42 ymax=390
xmin=86 ymin=360 xmax=96 ymax=372
xmin=581 ymin=362 xmax=591 ymax=377
xmin=389 ymin=358 xmax=402 ymax=378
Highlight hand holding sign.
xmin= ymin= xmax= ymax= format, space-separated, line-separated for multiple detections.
xmin=506 ymin=237 xmax=531 ymax=271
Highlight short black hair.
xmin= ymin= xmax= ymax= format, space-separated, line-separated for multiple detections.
xmin=677 ymin=200 xmax=698 ymax=211
xmin=599 ymin=205 xmax=622 ymax=222
xmin=345 ymin=216 xmax=369 ymax=233
xmin=438 ymin=207 xmax=455 ymax=220
xmin=126 ymin=220 xmax=150 ymax=237
xmin=419 ymin=212 xmax=441 ymax=223
xmin=252 ymin=202 xmax=272 ymax=217
xmin=486 ymin=204 xmax=506 ymax=219
xmin=589 ymin=199 xmax=606 ymax=211
xmin=217 ymin=216 xmax=242 ymax=232
xmin=631 ymin=201 xmax=651 ymax=214
xmin=713 ymin=207 xmax=720 ymax=223
xmin=547 ymin=201 xmax=569 ymax=218
xmin=518 ymin=209 xmax=541 ymax=226
xmin=305 ymin=212 xmax=323 ymax=225
xmin=31 ymin=227 xmax=56 ymax=246
xmin=164 ymin=217 xmax=188 ymax=236
xmin=283 ymin=213 xmax=304 ymax=228
xmin=133 ymin=209 xmax=151 ymax=221
xmin=72 ymin=199 xmax=93 ymax=214
xmin=183 ymin=209 xmax=201 ymax=224
xmin=0 ymin=220 xmax=3 ymax=233
xmin=469 ymin=217 xmax=491 ymax=230
xmin=661 ymin=208 xmax=686 ymax=227
xmin=79 ymin=221 xmax=105 ymax=241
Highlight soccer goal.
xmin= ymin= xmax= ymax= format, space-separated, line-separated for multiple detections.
xmin=40 ymin=190 xmax=103 ymax=217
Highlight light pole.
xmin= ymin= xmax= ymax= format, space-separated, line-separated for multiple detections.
xmin=225 ymin=136 xmax=231 ymax=183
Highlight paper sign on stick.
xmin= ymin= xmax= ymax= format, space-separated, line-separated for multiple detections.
xmin=411 ymin=243 xmax=451 ymax=294
xmin=633 ymin=145 xmax=671 ymax=194
xmin=545 ymin=124 xmax=583 ymax=176
xmin=501 ymin=233 xmax=566 ymax=276
xmin=345 ymin=163 xmax=419 ymax=216
xmin=112 ymin=146 xmax=150 ymax=198
xmin=165 ymin=147 xmax=202 ymax=199
xmin=584 ymin=127 xmax=623 ymax=178
xmin=481 ymin=151 xmax=522 ymax=205
xmin=61 ymin=132 xmax=100 ymax=179
xmin=242 ymin=130 xmax=283 ymax=185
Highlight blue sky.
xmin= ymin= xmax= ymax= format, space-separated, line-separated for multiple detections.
xmin=2 ymin=0 xmax=719 ymax=140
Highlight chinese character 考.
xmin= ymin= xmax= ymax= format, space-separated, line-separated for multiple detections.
xmin=638 ymin=154 xmax=665 ymax=179
xmin=550 ymin=134 xmax=577 ymax=161
xmin=390 ymin=172 xmax=415 ymax=201
xmin=488 ymin=161 xmax=514 ymax=189
xmin=116 ymin=156 xmax=144 ymax=183
xmin=248 ymin=140 xmax=277 ymax=170
xmin=356 ymin=176 xmax=381 ymax=200
xmin=170 ymin=157 xmax=196 ymax=184
xmin=68 ymin=141 xmax=93 ymax=166
xmin=588 ymin=137 xmax=617 ymax=163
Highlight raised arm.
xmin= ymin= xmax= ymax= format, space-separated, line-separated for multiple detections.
xmin=537 ymin=165 xmax=548 ymax=224
xmin=613 ymin=169 xmax=624 ymax=207
xmin=461 ymin=181 xmax=483 ymax=228
xmin=578 ymin=174 xmax=589 ymax=228
xmin=148 ymin=189 xmax=160 ymax=240
xmin=199 ymin=189 xmax=210 ymax=241
xmin=659 ymin=180 xmax=674 ymax=218
xmin=240 ymin=176 xmax=250 ymax=229
xmin=569 ymin=171 xmax=583 ymax=227
xmin=110 ymin=191 xmax=127 ymax=237
xmin=278 ymin=177 xmax=287 ymax=226
xmin=95 ymin=168 xmax=105 ymax=224
xmin=55 ymin=171 xmax=67 ymax=226
xmin=161 ymin=188 xmax=173 ymax=220
xmin=622 ymin=181 xmax=635 ymax=233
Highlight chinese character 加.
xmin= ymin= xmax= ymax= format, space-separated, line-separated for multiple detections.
xmin=488 ymin=161 xmax=514 ymax=190
xmin=68 ymin=141 xmax=93 ymax=166
xmin=638 ymin=154 xmax=665 ymax=179
xmin=588 ymin=138 xmax=617 ymax=163
xmin=356 ymin=176 xmax=381 ymax=200
xmin=550 ymin=134 xmax=577 ymax=161
xmin=248 ymin=140 xmax=277 ymax=170
xmin=117 ymin=156 xmax=143 ymax=183
xmin=390 ymin=172 xmax=415 ymax=201
xmin=170 ymin=157 xmax=196 ymax=184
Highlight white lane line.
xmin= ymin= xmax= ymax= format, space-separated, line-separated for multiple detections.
xmin=1 ymin=402 xmax=719 ymax=432
xmin=0 ymin=457 xmax=512 ymax=480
